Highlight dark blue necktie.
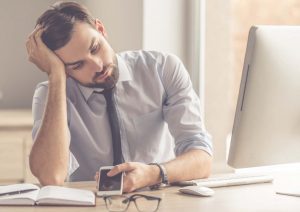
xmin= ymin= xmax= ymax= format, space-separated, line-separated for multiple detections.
xmin=95 ymin=88 xmax=123 ymax=165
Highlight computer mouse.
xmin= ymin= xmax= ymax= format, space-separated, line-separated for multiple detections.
xmin=179 ymin=186 xmax=215 ymax=197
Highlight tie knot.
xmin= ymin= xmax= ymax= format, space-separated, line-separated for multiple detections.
xmin=93 ymin=88 xmax=114 ymax=99
xmin=103 ymin=88 xmax=114 ymax=101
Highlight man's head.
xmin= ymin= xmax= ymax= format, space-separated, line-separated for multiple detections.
xmin=37 ymin=1 xmax=118 ymax=89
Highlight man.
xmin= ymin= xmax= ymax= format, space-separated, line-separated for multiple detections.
xmin=26 ymin=1 xmax=213 ymax=193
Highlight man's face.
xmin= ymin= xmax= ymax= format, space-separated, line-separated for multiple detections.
xmin=55 ymin=21 xmax=118 ymax=89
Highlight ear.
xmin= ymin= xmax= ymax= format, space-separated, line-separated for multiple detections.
xmin=94 ymin=19 xmax=108 ymax=38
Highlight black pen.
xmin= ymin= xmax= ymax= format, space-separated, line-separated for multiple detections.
xmin=0 ymin=189 xmax=38 ymax=197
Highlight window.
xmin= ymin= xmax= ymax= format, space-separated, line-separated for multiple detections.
xmin=205 ymin=0 xmax=300 ymax=172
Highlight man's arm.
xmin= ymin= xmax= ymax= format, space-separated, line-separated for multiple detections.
xmin=160 ymin=149 xmax=212 ymax=182
xmin=26 ymin=26 xmax=69 ymax=185
xmin=106 ymin=149 xmax=211 ymax=193
xmin=98 ymin=53 xmax=212 ymax=193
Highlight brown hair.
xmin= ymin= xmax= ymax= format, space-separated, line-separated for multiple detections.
xmin=36 ymin=1 xmax=95 ymax=50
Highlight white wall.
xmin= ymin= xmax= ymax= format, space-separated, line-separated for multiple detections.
xmin=143 ymin=0 xmax=188 ymax=66
xmin=0 ymin=1 xmax=54 ymax=109
xmin=84 ymin=0 xmax=143 ymax=52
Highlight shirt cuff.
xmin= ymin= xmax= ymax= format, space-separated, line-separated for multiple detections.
xmin=174 ymin=133 xmax=213 ymax=156
xmin=67 ymin=152 xmax=79 ymax=180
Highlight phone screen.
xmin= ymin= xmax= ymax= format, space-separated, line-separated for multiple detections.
xmin=98 ymin=169 xmax=122 ymax=191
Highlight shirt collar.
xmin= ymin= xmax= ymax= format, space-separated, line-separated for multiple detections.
xmin=78 ymin=54 xmax=132 ymax=101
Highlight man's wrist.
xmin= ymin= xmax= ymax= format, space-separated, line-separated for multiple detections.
xmin=149 ymin=163 xmax=161 ymax=185
xmin=48 ymin=71 xmax=66 ymax=83
xmin=148 ymin=163 xmax=169 ymax=190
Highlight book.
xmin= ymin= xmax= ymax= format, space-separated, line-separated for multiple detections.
xmin=0 ymin=183 xmax=95 ymax=206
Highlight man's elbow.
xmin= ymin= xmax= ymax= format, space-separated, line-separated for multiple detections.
xmin=29 ymin=157 xmax=66 ymax=186
xmin=33 ymin=168 xmax=66 ymax=186
xmin=38 ymin=174 xmax=66 ymax=186
xmin=202 ymin=160 xmax=212 ymax=178
xmin=199 ymin=153 xmax=212 ymax=179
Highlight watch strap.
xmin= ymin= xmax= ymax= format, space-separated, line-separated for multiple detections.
xmin=149 ymin=163 xmax=169 ymax=190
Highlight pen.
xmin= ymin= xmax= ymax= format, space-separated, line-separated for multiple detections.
xmin=0 ymin=189 xmax=38 ymax=197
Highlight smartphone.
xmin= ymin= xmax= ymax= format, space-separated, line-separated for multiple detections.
xmin=97 ymin=166 xmax=123 ymax=196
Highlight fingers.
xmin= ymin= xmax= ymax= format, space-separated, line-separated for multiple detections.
xmin=29 ymin=25 xmax=42 ymax=38
xmin=26 ymin=26 xmax=42 ymax=56
xmin=26 ymin=25 xmax=44 ymax=50
xmin=25 ymin=25 xmax=65 ymax=74
xmin=34 ymin=27 xmax=47 ymax=48
xmin=26 ymin=25 xmax=48 ymax=66
xmin=107 ymin=162 xmax=136 ymax=177
xmin=27 ymin=25 xmax=42 ymax=46
xmin=26 ymin=37 xmax=36 ymax=62
xmin=122 ymin=175 xmax=136 ymax=193
xmin=109 ymin=163 xmax=138 ymax=193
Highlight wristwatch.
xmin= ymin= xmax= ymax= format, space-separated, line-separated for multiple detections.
xmin=149 ymin=163 xmax=169 ymax=190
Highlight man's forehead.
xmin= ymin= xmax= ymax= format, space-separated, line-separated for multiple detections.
xmin=54 ymin=23 xmax=98 ymax=63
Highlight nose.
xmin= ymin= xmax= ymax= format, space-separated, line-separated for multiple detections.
xmin=89 ymin=56 xmax=103 ymax=73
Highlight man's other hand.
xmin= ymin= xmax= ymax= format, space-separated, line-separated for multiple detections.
xmin=26 ymin=25 xmax=65 ymax=77
xmin=94 ymin=162 xmax=160 ymax=193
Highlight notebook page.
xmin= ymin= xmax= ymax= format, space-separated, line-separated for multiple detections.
xmin=0 ymin=184 xmax=39 ymax=205
xmin=37 ymin=186 xmax=95 ymax=206
xmin=0 ymin=183 xmax=39 ymax=194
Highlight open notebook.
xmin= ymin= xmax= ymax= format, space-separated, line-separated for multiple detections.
xmin=0 ymin=183 xmax=95 ymax=206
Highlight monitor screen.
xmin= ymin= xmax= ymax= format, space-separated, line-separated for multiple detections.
xmin=228 ymin=25 xmax=300 ymax=168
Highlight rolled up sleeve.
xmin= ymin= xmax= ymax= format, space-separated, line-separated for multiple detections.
xmin=161 ymin=54 xmax=213 ymax=156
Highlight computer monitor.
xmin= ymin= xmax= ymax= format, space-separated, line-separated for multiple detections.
xmin=228 ymin=25 xmax=300 ymax=168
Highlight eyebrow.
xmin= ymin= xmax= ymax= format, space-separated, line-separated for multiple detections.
xmin=64 ymin=37 xmax=96 ymax=67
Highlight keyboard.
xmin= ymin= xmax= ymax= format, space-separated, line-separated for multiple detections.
xmin=174 ymin=173 xmax=274 ymax=188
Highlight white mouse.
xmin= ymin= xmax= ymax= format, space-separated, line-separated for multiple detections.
xmin=179 ymin=186 xmax=215 ymax=197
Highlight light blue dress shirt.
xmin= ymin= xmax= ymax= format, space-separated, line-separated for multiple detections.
xmin=32 ymin=50 xmax=213 ymax=181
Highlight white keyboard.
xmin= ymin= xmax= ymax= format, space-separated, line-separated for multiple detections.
xmin=175 ymin=173 xmax=273 ymax=188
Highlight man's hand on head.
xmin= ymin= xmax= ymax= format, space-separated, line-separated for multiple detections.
xmin=94 ymin=162 xmax=161 ymax=193
xmin=26 ymin=25 xmax=65 ymax=78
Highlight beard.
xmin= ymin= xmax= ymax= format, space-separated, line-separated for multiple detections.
xmin=88 ymin=63 xmax=119 ymax=90
xmin=71 ymin=56 xmax=119 ymax=90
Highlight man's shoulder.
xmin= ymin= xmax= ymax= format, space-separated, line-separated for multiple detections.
xmin=118 ymin=50 xmax=166 ymax=61
xmin=35 ymin=78 xmax=76 ymax=89
xmin=34 ymin=78 xmax=77 ymax=98
xmin=118 ymin=50 xmax=181 ymax=67
xmin=35 ymin=81 xmax=49 ymax=90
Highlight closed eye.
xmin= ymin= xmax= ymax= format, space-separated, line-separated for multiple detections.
xmin=70 ymin=62 xmax=84 ymax=71
xmin=91 ymin=42 xmax=101 ymax=54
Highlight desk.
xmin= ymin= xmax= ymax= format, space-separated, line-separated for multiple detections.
xmin=2 ymin=174 xmax=300 ymax=212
